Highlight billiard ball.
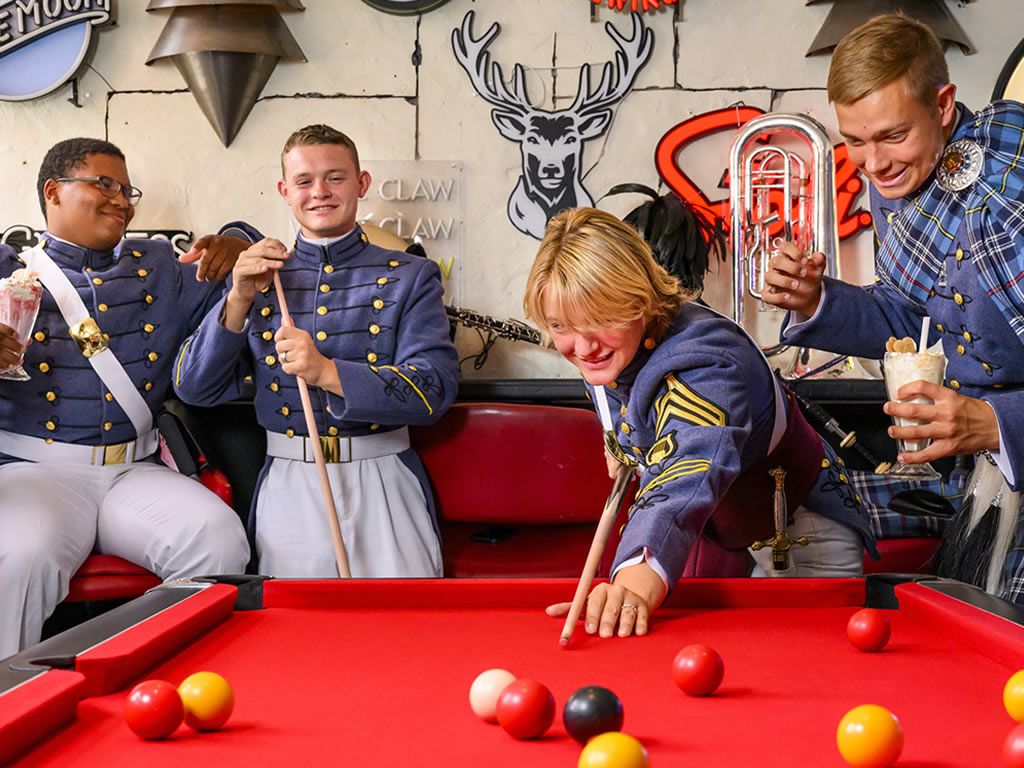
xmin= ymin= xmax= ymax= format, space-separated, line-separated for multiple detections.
xmin=836 ymin=704 xmax=904 ymax=768
xmin=1005 ymin=670 xmax=1024 ymax=722
xmin=124 ymin=679 xmax=184 ymax=740
xmin=177 ymin=671 xmax=234 ymax=731
xmin=469 ymin=668 xmax=517 ymax=722
xmin=672 ymin=644 xmax=724 ymax=696
xmin=1004 ymin=723 xmax=1024 ymax=768
xmin=578 ymin=731 xmax=650 ymax=768
xmin=495 ymin=678 xmax=555 ymax=740
xmin=563 ymin=686 xmax=624 ymax=744
xmin=847 ymin=609 xmax=891 ymax=653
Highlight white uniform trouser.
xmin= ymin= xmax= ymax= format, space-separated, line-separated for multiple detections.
xmin=749 ymin=506 xmax=864 ymax=578
xmin=255 ymin=455 xmax=442 ymax=578
xmin=0 ymin=461 xmax=250 ymax=660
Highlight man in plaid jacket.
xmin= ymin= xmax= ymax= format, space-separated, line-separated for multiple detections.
xmin=764 ymin=14 xmax=1024 ymax=603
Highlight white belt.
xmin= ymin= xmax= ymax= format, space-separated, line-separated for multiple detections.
xmin=0 ymin=428 xmax=160 ymax=465
xmin=265 ymin=427 xmax=410 ymax=464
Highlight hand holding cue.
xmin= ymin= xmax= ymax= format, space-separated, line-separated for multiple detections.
xmin=560 ymin=464 xmax=633 ymax=648
xmin=272 ymin=272 xmax=351 ymax=578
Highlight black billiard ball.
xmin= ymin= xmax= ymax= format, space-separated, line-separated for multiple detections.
xmin=562 ymin=685 xmax=624 ymax=744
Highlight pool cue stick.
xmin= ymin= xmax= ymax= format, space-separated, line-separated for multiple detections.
xmin=272 ymin=273 xmax=351 ymax=578
xmin=560 ymin=464 xmax=633 ymax=648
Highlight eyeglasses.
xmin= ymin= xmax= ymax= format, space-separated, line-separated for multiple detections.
xmin=55 ymin=176 xmax=143 ymax=205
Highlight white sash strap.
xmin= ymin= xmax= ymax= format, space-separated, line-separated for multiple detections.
xmin=0 ymin=427 xmax=159 ymax=465
xmin=594 ymin=385 xmax=614 ymax=432
xmin=266 ymin=427 xmax=411 ymax=464
xmin=24 ymin=244 xmax=153 ymax=437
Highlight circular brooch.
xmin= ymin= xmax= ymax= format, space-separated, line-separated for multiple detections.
xmin=936 ymin=138 xmax=983 ymax=192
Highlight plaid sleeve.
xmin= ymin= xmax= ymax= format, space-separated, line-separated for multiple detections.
xmin=846 ymin=469 xmax=959 ymax=539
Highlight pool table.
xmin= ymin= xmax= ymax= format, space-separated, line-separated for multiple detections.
xmin=2 ymin=576 xmax=1023 ymax=766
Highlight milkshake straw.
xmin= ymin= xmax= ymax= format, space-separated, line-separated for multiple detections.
xmin=918 ymin=316 xmax=931 ymax=354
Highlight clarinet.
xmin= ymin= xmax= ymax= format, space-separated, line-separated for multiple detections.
xmin=445 ymin=305 xmax=543 ymax=345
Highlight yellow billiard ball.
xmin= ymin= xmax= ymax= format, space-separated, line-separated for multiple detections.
xmin=1005 ymin=670 xmax=1024 ymax=722
xmin=836 ymin=705 xmax=903 ymax=768
xmin=178 ymin=671 xmax=234 ymax=731
xmin=578 ymin=731 xmax=650 ymax=768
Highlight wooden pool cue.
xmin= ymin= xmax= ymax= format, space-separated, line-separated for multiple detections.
xmin=560 ymin=464 xmax=633 ymax=648
xmin=273 ymin=273 xmax=351 ymax=578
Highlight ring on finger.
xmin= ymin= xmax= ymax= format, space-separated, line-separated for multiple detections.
xmin=621 ymin=602 xmax=638 ymax=614
xmin=280 ymin=351 xmax=288 ymax=363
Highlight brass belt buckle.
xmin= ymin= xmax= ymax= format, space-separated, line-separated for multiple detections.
xmin=92 ymin=442 xmax=129 ymax=465
xmin=315 ymin=435 xmax=352 ymax=463
xmin=69 ymin=317 xmax=108 ymax=358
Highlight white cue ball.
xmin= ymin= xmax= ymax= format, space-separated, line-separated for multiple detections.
xmin=469 ymin=669 xmax=517 ymax=722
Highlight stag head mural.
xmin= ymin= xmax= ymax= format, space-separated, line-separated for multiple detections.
xmin=452 ymin=11 xmax=653 ymax=239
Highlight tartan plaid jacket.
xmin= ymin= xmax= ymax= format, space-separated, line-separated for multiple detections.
xmin=783 ymin=101 xmax=1024 ymax=490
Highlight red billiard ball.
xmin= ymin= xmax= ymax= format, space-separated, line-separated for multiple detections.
xmin=495 ymin=679 xmax=555 ymax=740
xmin=178 ymin=671 xmax=234 ymax=731
xmin=672 ymin=644 xmax=724 ymax=697
xmin=124 ymin=680 xmax=184 ymax=740
xmin=1005 ymin=723 xmax=1024 ymax=768
xmin=847 ymin=609 xmax=891 ymax=653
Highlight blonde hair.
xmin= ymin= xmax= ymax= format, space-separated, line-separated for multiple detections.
xmin=523 ymin=208 xmax=684 ymax=340
xmin=827 ymin=13 xmax=949 ymax=106
xmin=281 ymin=124 xmax=360 ymax=176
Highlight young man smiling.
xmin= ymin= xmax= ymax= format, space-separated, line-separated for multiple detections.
xmin=763 ymin=14 xmax=1024 ymax=603
xmin=174 ymin=124 xmax=458 ymax=578
xmin=0 ymin=138 xmax=250 ymax=659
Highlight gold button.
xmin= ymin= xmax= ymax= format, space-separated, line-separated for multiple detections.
xmin=963 ymin=331 xmax=972 ymax=342
xmin=317 ymin=306 xmax=328 ymax=316
xmin=105 ymin=392 xmax=113 ymax=401
xmin=983 ymin=362 xmax=992 ymax=373
xmin=621 ymin=423 xmax=631 ymax=434
xmin=98 ymin=304 xmax=108 ymax=312
xmin=957 ymin=344 xmax=965 ymax=355
xmin=367 ymin=352 xmax=378 ymax=363
xmin=145 ymin=382 xmax=153 ymax=391
xmin=39 ymin=362 xmax=50 ymax=373
xmin=92 ymin=277 xmax=103 ymax=285
xmin=607 ymin=381 xmax=617 ymax=389
xmin=370 ymin=423 xmax=380 ymax=431
xmin=632 ymin=446 xmax=642 ymax=455
xmin=954 ymin=292 xmax=964 ymax=305
xmin=147 ymin=352 xmax=158 ymax=362
xmin=316 ymin=331 xmax=327 ymax=341
xmin=262 ymin=331 xmax=273 ymax=341
xmin=45 ymin=438 xmax=53 ymax=444
xmin=281 ymin=406 xmax=290 ymax=416
xmin=33 ymin=331 xmax=45 ymax=342
xmin=955 ymin=248 xmax=964 ymax=261
xmin=286 ymin=428 xmax=295 ymax=438
xmin=950 ymin=379 xmax=961 ymax=390
xmin=261 ymin=286 xmax=270 ymax=294
xmin=821 ymin=458 xmax=831 ymax=469
xmin=266 ymin=355 xmax=276 ymax=366
xmin=320 ymin=284 xmax=330 ymax=293
xmin=137 ymin=269 xmax=148 ymax=277
xmin=324 ymin=265 xmax=334 ymax=274
xmin=270 ymin=382 xmax=280 ymax=392
xmin=145 ymin=294 xmax=154 ymax=304
xmin=328 ymin=426 xmax=338 ymax=436
xmin=45 ymin=391 xmax=56 ymax=402
xmin=261 ymin=307 xmax=272 ymax=317
xmin=132 ymin=250 xmax=142 ymax=257
xmin=620 ymin=405 xmax=627 ymax=416
xmin=886 ymin=211 xmax=896 ymax=223
xmin=377 ymin=277 xmax=388 ymax=286
xmin=936 ymin=323 xmax=944 ymax=332
xmin=45 ymin=420 xmax=55 ymax=431
xmin=143 ymin=323 xmax=154 ymax=333
xmin=389 ymin=260 xmax=400 ymax=268
xmin=103 ymin=422 xmax=112 ymax=431
xmin=409 ymin=365 xmax=417 ymax=372
xmin=369 ymin=324 xmax=380 ymax=335
xmin=373 ymin=299 xmax=384 ymax=310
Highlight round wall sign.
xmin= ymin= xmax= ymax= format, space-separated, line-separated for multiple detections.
xmin=994 ymin=35 xmax=1024 ymax=102
xmin=361 ymin=0 xmax=452 ymax=14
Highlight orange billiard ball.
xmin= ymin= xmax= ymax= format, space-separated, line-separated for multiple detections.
xmin=578 ymin=732 xmax=650 ymax=768
xmin=178 ymin=671 xmax=234 ymax=731
xmin=1005 ymin=671 xmax=1024 ymax=722
xmin=836 ymin=704 xmax=904 ymax=768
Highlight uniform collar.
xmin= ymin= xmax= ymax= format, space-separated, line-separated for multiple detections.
xmin=41 ymin=233 xmax=116 ymax=270
xmin=293 ymin=225 xmax=370 ymax=266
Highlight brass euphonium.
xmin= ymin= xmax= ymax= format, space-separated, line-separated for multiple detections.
xmin=728 ymin=113 xmax=841 ymax=327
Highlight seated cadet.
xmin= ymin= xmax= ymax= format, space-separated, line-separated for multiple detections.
xmin=0 ymin=138 xmax=250 ymax=659
xmin=173 ymin=124 xmax=459 ymax=578
xmin=524 ymin=208 xmax=876 ymax=639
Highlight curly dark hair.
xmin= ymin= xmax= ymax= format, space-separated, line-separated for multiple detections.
xmin=36 ymin=138 xmax=126 ymax=219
